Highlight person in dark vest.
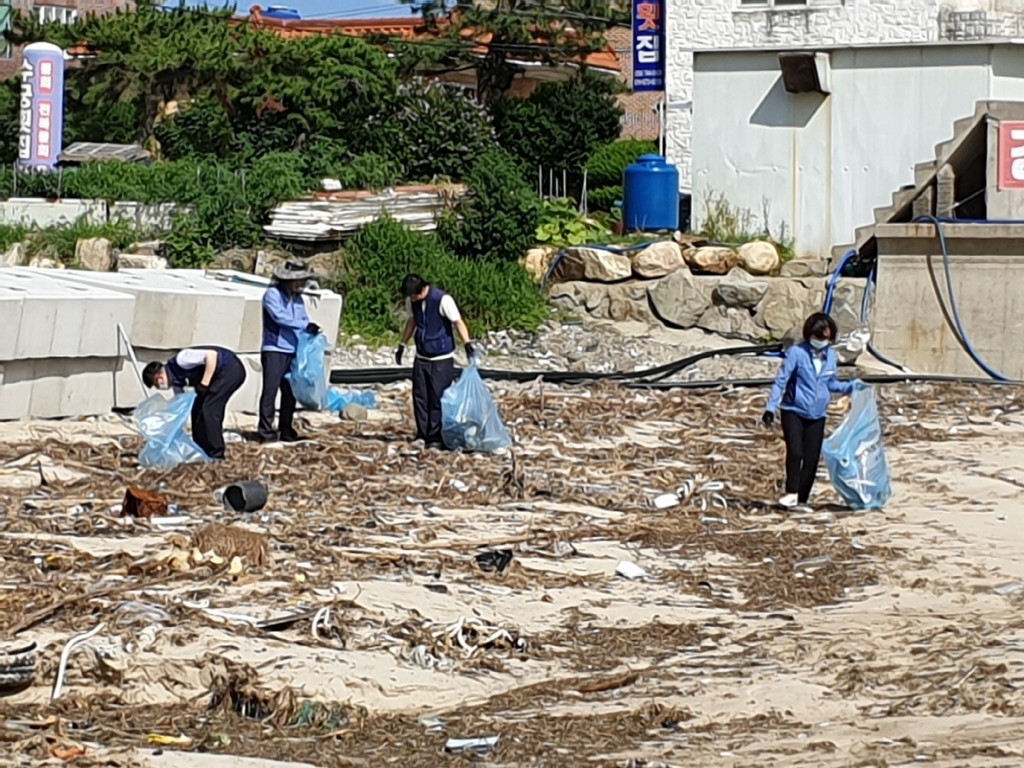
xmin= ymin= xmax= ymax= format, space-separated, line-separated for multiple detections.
xmin=395 ymin=273 xmax=475 ymax=449
xmin=259 ymin=261 xmax=321 ymax=443
xmin=142 ymin=346 xmax=247 ymax=460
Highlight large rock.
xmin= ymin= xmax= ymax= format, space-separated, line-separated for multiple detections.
xmin=684 ymin=246 xmax=739 ymax=275
xmin=715 ymin=267 xmax=768 ymax=309
xmin=737 ymin=241 xmax=781 ymax=276
xmin=606 ymin=282 xmax=658 ymax=324
xmin=648 ymin=270 xmax=715 ymax=329
xmin=0 ymin=242 xmax=25 ymax=267
xmin=254 ymin=249 xmax=337 ymax=282
xmin=556 ymin=247 xmax=631 ymax=283
xmin=781 ymin=258 xmax=830 ymax=278
xmin=697 ymin=305 xmax=764 ymax=341
xmin=631 ymin=241 xmax=686 ymax=278
xmin=755 ymin=279 xmax=817 ymax=336
xmin=75 ymin=237 xmax=113 ymax=272
xmin=549 ymin=281 xmax=609 ymax=316
xmin=521 ymin=246 xmax=558 ymax=283
xmin=830 ymin=278 xmax=867 ymax=335
xmin=215 ymin=247 xmax=259 ymax=274
xmin=128 ymin=240 xmax=165 ymax=257
xmin=27 ymin=255 xmax=62 ymax=269
xmin=117 ymin=253 xmax=168 ymax=270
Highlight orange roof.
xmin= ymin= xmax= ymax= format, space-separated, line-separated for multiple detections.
xmin=244 ymin=5 xmax=621 ymax=73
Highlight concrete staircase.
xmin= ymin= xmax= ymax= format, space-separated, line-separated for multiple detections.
xmin=833 ymin=100 xmax=1024 ymax=261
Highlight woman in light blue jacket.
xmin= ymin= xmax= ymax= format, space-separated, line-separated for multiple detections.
xmin=762 ymin=312 xmax=859 ymax=509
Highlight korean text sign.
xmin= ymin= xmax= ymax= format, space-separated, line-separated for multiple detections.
xmin=998 ymin=121 xmax=1024 ymax=191
xmin=632 ymin=0 xmax=664 ymax=92
xmin=19 ymin=43 xmax=65 ymax=172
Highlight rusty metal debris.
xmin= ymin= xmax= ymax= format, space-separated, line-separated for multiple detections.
xmin=121 ymin=487 xmax=167 ymax=518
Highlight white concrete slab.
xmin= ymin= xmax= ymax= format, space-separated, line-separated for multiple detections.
xmin=0 ymin=268 xmax=135 ymax=360
xmin=55 ymin=269 xmax=249 ymax=350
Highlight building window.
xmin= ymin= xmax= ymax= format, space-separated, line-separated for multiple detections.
xmin=37 ymin=5 xmax=78 ymax=24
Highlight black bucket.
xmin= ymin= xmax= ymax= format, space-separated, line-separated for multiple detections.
xmin=223 ymin=481 xmax=268 ymax=513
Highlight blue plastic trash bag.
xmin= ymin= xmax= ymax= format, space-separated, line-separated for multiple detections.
xmin=135 ymin=392 xmax=209 ymax=470
xmin=326 ymin=388 xmax=377 ymax=412
xmin=441 ymin=361 xmax=512 ymax=453
xmin=287 ymin=331 xmax=330 ymax=410
xmin=823 ymin=386 xmax=892 ymax=510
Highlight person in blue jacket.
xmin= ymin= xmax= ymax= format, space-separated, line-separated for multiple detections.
xmin=142 ymin=346 xmax=246 ymax=460
xmin=259 ymin=261 xmax=321 ymax=443
xmin=395 ymin=273 xmax=475 ymax=449
xmin=762 ymin=312 xmax=858 ymax=509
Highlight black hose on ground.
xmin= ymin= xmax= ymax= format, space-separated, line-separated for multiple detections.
xmin=330 ymin=343 xmax=781 ymax=387
xmin=330 ymin=343 xmax=1024 ymax=390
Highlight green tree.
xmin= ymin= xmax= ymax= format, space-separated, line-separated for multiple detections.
xmin=440 ymin=148 xmax=540 ymax=262
xmin=12 ymin=5 xmax=243 ymax=144
xmin=491 ymin=72 xmax=623 ymax=174
xmin=371 ymin=81 xmax=495 ymax=182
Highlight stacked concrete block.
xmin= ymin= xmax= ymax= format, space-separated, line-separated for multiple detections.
xmin=0 ymin=267 xmax=343 ymax=420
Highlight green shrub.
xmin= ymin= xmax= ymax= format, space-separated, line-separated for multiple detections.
xmin=585 ymin=139 xmax=657 ymax=188
xmin=0 ymin=223 xmax=28 ymax=252
xmin=24 ymin=218 xmax=141 ymax=264
xmin=535 ymin=198 xmax=610 ymax=246
xmin=338 ymin=216 xmax=548 ymax=342
xmin=491 ymin=73 xmax=623 ymax=174
xmin=585 ymin=139 xmax=656 ymax=212
xmin=587 ymin=185 xmax=622 ymax=213
xmin=440 ymin=148 xmax=540 ymax=263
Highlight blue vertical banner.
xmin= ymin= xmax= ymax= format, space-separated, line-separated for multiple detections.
xmin=19 ymin=42 xmax=66 ymax=172
xmin=632 ymin=0 xmax=664 ymax=92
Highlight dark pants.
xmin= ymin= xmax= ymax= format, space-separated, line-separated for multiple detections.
xmin=259 ymin=350 xmax=297 ymax=441
xmin=191 ymin=357 xmax=246 ymax=459
xmin=781 ymin=410 xmax=827 ymax=504
xmin=412 ymin=357 xmax=455 ymax=445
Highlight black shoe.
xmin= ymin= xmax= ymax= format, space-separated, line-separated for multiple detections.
xmin=280 ymin=432 xmax=304 ymax=443
xmin=257 ymin=434 xmax=278 ymax=444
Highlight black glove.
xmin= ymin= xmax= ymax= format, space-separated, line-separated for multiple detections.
xmin=306 ymin=323 xmax=321 ymax=335
xmin=465 ymin=342 xmax=476 ymax=361
xmin=196 ymin=383 xmax=210 ymax=398
xmin=395 ymin=345 xmax=405 ymax=366
xmin=761 ymin=410 xmax=774 ymax=428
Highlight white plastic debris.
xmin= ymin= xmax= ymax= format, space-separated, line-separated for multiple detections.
xmin=615 ymin=561 xmax=648 ymax=580
xmin=654 ymin=493 xmax=680 ymax=509
xmin=445 ymin=736 xmax=499 ymax=755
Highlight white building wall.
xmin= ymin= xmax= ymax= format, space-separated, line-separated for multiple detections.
xmin=691 ymin=44 xmax=1004 ymax=257
xmin=666 ymin=0 xmax=1024 ymax=193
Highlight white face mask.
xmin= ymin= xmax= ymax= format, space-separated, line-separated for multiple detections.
xmin=809 ymin=338 xmax=829 ymax=350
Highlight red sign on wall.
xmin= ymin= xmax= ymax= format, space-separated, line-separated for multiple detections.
xmin=998 ymin=121 xmax=1024 ymax=190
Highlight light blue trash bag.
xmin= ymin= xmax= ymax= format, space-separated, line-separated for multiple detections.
xmin=823 ymin=386 xmax=892 ymax=510
xmin=287 ymin=331 xmax=330 ymax=410
xmin=326 ymin=389 xmax=377 ymax=412
xmin=441 ymin=360 xmax=512 ymax=453
xmin=135 ymin=392 xmax=209 ymax=470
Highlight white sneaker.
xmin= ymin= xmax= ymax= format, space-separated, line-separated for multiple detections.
xmin=778 ymin=493 xmax=799 ymax=509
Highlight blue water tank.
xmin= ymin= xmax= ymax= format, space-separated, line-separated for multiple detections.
xmin=623 ymin=154 xmax=681 ymax=232
xmin=263 ymin=6 xmax=301 ymax=20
